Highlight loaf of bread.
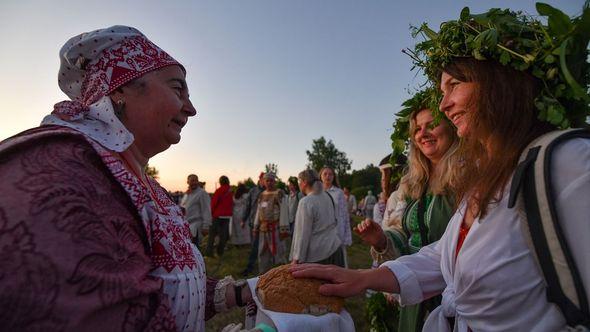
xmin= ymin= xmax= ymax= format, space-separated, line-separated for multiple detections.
xmin=256 ymin=264 xmax=344 ymax=315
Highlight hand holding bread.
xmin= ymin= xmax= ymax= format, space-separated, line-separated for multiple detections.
xmin=256 ymin=264 xmax=344 ymax=315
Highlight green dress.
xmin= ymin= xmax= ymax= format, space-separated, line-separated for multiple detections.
xmin=372 ymin=194 xmax=454 ymax=332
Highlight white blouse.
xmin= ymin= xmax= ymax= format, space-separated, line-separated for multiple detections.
xmin=326 ymin=186 xmax=353 ymax=246
xmin=383 ymin=138 xmax=590 ymax=331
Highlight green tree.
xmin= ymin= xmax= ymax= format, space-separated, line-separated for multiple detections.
xmin=350 ymin=164 xmax=381 ymax=199
xmin=243 ymin=177 xmax=256 ymax=189
xmin=306 ymin=137 xmax=352 ymax=176
xmin=145 ymin=164 xmax=159 ymax=180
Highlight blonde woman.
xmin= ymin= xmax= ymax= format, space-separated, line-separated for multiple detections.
xmin=355 ymin=107 xmax=460 ymax=331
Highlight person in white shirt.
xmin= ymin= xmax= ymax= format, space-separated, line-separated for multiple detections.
xmin=363 ymin=190 xmax=377 ymax=219
xmin=230 ymin=183 xmax=250 ymax=245
xmin=371 ymin=191 xmax=388 ymax=227
xmin=320 ymin=166 xmax=352 ymax=267
xmin=290 ymin=5 xmax=590 ymax=331
xmin=343 ymin=187 xmax=357 ymax=217
xmin=180 ymin=174 xmax=211 ymax=248
xmin=290 ymin=169 xmax=343 ymax=266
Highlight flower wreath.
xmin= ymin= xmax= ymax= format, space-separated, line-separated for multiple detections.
xmin=405 ymin=2 xmax=590 ymax=129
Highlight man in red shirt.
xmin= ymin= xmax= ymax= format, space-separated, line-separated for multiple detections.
xmin=205 ymin=175 xmax=233 ymax=257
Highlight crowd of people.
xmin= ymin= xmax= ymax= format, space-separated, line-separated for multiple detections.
xmin=0 ymin=2 xmax=589 ymax=332
xmin=179 ymin=168 xmax=354 ymax=276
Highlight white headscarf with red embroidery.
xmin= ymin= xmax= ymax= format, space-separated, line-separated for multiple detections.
xmin=41 ymin=26 xmax=181 ymax=152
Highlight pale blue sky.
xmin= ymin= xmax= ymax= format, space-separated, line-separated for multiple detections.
xmin=0 ymin=0 xmax=584 ymax=191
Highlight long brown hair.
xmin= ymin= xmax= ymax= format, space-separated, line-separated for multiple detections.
xmin=319 ymin=166 xmax=340 ymax=188
xmin=444 ymin=58 xmax=555 ymax=217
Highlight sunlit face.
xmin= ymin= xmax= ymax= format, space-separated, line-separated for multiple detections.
xmin=264 ymin=177 xmax=276 ymax=190
xmin=258 ymin=174 xmax=265 ymax=187
xmin=320 ymin=168 xmax=334 ymax=187
xmin=113 ymin=65 xmax=196 ymax=157
xmin=439 ymin=71 xmax=477 ymax=138
xmin=187 ymin=175 xmax=199 ymax=188
xmin=412 ymin=109 xmax=453 ymax=165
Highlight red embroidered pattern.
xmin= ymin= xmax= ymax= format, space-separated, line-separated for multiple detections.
xmin=52 ymin=100 xmax=90 ymax=121
xmin=80 ymin=35 xmax=179 ymax=105
xmin=0 ymin=126 xmax=178 ymax=330
xmin=87 ymin=139 xmax=197 ymax=272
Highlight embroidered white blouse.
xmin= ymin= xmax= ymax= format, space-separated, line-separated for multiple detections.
xmin=326 ymin=186 xmax=353 ymax=246
xmin=382 ymin=138 xmax=590 ymax=331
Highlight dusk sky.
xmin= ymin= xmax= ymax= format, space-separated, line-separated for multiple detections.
xmin=0 ymin=0 xmax=583 ymax=192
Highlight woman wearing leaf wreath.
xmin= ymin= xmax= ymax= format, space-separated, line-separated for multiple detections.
xmin=0 ymin=26 xmax=255 ymax=331
xmin=356 ymin=89 xmax=460 ymax=332
xmin=292 ymin=4 xmax=590 ymax=331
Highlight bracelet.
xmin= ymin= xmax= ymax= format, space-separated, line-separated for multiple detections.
xmin=372 ymin=236 xmax=391 ymax=255
xmin=214 ymin=276 xmax=235 ymax=313
xmin=234 ymin=279 xmax=247 ymax=307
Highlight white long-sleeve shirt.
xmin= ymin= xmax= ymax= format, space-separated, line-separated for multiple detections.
xmin=290 ymin=191 xmax=342 ymax=263
xmin=326 ymin=186 xmax=352 ymax=246
xmin=180 ymin=187 xmax=212 ymax=233
xmin=382 ymin=189 xmax=406 ymax=231
xmin=382 ymin=138 xmax=590 ymax=331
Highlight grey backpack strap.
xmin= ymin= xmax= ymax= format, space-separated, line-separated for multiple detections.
xmin=325 ymin=191 xmax=336 ymax=210
xmin=509 ymin=128 xmax=590 ymax=328
xmin=325 ymin=191 xmax=339 ymax=227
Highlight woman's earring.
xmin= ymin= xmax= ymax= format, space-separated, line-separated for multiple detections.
xmin=114 ymin=99 xmax=125 ymax=118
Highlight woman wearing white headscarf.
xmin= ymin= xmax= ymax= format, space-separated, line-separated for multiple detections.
xmin=0 ymin=26 xmax=251 ymax=331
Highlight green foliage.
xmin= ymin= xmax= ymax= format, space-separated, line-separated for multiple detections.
xmin=306 ymin=136 xmax=352 ymax=176
xmin=352 ymin=186 xmax=373 ymax=203
xmin=276 ymin=179 xmax=287 ymax=192
xmin=365 ymin=292 xmax=399 ymax=332
xmin=409 ymin=2 xmax=590 ymax=129
xmin=350 ymin=164 xmax=381 ymax=196
xmin=242 ymin=177 xmax=256 ymax=189
xmin=339 ymin=172 xmax=353 ymax=190
xmin=145 ymin=164 xmax=159 ymax=179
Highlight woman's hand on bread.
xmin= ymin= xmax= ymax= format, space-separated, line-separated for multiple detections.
xmin=290 ymin=264 xmax=400 ymax=298
xmin=289 ymin=264 xmax=368 ymax=297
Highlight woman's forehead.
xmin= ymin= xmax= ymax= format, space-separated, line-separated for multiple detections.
xmin=163 ymin=65 xmax=186 ymax=78
xmin=440 ymin=72 xmax=455 ymax=85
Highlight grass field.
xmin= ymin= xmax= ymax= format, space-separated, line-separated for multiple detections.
xmin=204 ymin=216 xmax=373 ymax=331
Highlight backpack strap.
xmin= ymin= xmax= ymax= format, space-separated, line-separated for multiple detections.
xmin=325 ymin=191 xmax=336 ymax=211
xmin=325 ymin=191 xmax=339 ymax=228
xmin=509 ymin=128 xmax=590 ymax=327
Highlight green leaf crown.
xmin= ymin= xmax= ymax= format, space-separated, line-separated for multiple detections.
xmin=407 ymin=2 xmax=590 ymax=129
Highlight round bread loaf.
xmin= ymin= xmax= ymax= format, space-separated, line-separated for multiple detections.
xmin=256 ymin=264 xmax=344 ymax=315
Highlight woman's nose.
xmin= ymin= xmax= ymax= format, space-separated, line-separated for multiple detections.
xmin=417 ymin=126 xmax=428 ymax=137
xmin=440 ymin=93 xmax=452 ymax=116
xmin=184 ymin=98 xmax=197 ymax=116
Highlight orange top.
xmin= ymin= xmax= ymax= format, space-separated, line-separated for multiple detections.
xmin=455 ymin=222 xmax=471 ymax=258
